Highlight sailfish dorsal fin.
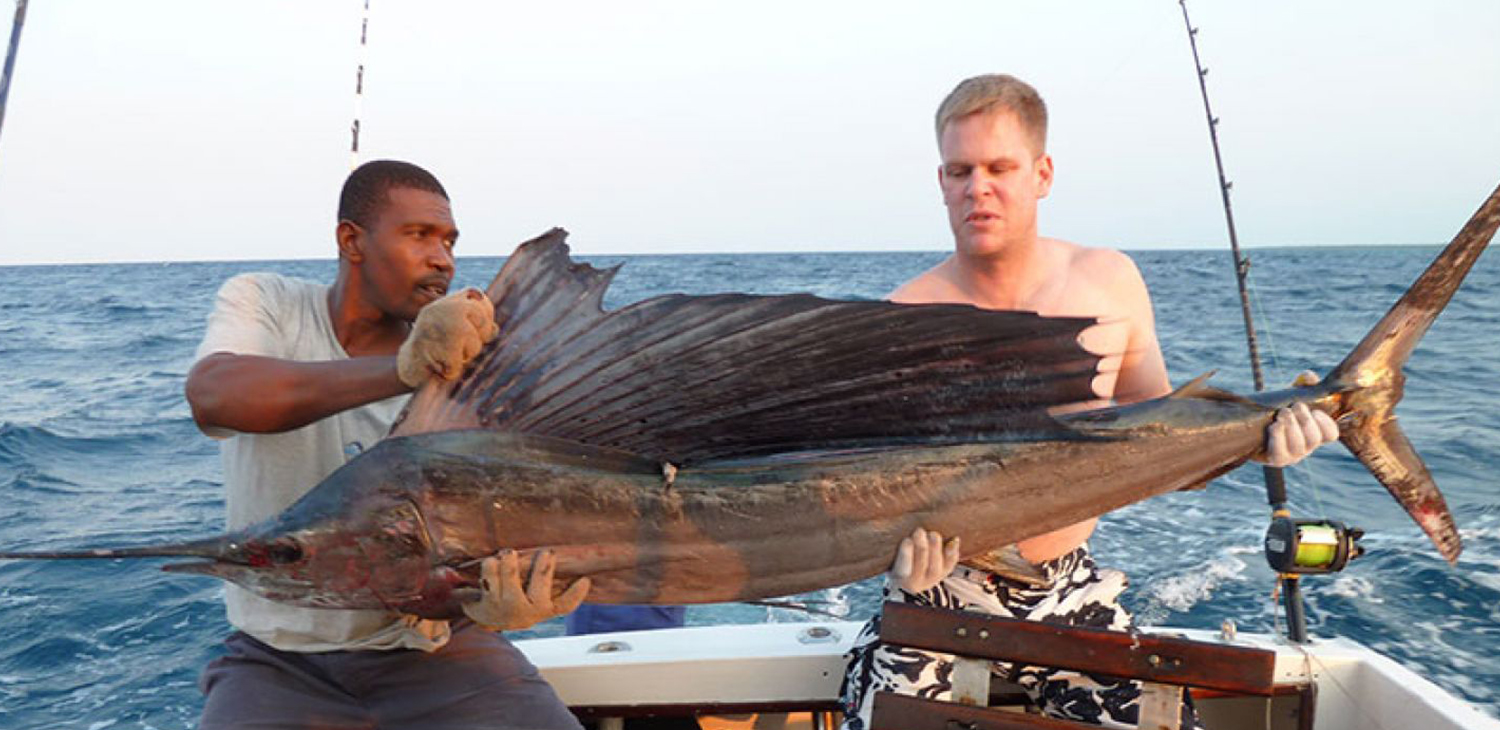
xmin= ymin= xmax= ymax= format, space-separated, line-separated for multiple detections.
xmin=389 ymin=229 xmax=1108 ymax=464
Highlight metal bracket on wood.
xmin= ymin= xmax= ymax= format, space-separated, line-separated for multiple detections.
xmin=1137 ymin=682 xmax=1184 ymax=730
xmin=951 ymin=656 xmax=991 ymax=706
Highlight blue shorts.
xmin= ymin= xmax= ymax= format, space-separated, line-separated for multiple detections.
xmin=565 ymin=604 xmax=687 ymax=636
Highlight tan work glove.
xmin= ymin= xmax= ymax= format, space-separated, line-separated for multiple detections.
xmin=889 ymin=526 xmax=960 ymax=595
xmin=462 ymin=549 xmax=592 ymax=632
xmin=396 ymin=288 xmax=500 ymax=388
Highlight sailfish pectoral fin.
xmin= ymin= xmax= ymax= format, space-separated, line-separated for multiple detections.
xmin=1341 ymin=413 xmax=1461 ymax=564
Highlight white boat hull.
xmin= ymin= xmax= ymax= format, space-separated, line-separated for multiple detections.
xmin=517 ymin=621 xmax=1500 ymax=730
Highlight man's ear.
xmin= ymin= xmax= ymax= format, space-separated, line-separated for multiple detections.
xmin=1034 ymin=154 xmax=1054 ymax=199
xmin=336 ymin=220 xmax=364 ymax=263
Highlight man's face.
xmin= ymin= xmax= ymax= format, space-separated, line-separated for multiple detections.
xmin=354 ymin=187 xmax=459 ymax=322
xmin=938 ymin=110 xmax=1053 ymax=258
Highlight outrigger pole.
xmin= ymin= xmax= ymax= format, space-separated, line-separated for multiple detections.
xmin=0 ymin=0 xmax=29 ymax=157
xmin=1177 ymin=0 xmax=1311 ymax=644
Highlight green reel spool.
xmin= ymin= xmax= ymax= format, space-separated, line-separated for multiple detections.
xmin=1264 ymin=518 xmax=1364 ymax=574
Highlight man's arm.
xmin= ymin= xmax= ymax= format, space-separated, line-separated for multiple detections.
xmin=1096 ymin=250 xmax=1172 ymax=406
xmin=188 ymin=283 xmax=497 ymax=435
xmin=1100 ymin=250 xmax=1336 ymax=465
xmin=186 ymin=354 xmax=408 ymax=435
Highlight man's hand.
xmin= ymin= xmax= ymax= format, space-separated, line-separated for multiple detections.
xmin=889 ymin=527 xmax=959 ymax=595
xmin=397 ymin=288 xmax=501 ymax=388
xmin=1259 ymin=371 xmax=1340 ymax=468
xmin=462 ymin=549 xmax=591 ymax=632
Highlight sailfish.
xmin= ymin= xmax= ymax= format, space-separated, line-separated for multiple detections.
xmin=2 ymin=182 xmax=1497 ymax=619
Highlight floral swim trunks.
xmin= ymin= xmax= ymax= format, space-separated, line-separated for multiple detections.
xmin=838 ymin=544 xmax=1199 ymax=729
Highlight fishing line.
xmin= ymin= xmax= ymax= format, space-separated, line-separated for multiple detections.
xmin=1097 ymin=14 xmax=1168 ymax=84
xmin=1242 ymin=264 xmax=1284 ymax=381
xmin=1264 ymin=595 xmax=1401 ymax=730
xmin=1241 ymin=263 xmax=1332 ymax=521
xmin=1291 ymin=642 xmax=1401 ymax=730
xmin=742 ymin=598 xmax=848 ymax=620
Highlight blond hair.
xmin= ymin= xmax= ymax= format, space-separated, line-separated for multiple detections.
xmin=935 ymin=74 xmax=1048 ymax=156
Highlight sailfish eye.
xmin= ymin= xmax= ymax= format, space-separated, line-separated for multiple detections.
xmin=267 ymin=538 xmax=305 ymax=565
xmin=245 ymin=538 xmax=306 ymax=567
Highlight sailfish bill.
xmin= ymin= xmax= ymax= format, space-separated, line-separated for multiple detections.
xmin=1 ymin=181 xmax=1496 ymax=617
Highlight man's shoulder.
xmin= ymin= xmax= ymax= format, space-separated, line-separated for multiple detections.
xmin=214 ymin=272 xmax=326 ymax=310
xmin=1049 ymin=240 xmax=1144 ymax=291
xmin=888 ymin=256 xmax=958 ymax=303
xmin=219 ymin=271 xmax=321 ymax=296
xmin=1046 ymin=238 xmax=1135 ymax=271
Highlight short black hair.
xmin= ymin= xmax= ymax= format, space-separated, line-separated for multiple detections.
xmin=338 ymin=160 xmax=449 ymax=228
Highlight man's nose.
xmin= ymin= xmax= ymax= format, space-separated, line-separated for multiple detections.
xmin=429 ymin=242 xmax=455 ymax=274
xmin=965 ymin=174 xmax=991 ymax=199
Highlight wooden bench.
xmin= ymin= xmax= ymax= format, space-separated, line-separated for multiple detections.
xmin=869 ymin=602 xmax=1279 ymax=730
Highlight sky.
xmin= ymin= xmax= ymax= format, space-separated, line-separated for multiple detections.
xmin=0 ymin=0 xmax=1497 ymax=265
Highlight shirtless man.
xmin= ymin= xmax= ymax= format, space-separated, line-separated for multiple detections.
xmin=839 ymin=75 xmax=1338 ymax=729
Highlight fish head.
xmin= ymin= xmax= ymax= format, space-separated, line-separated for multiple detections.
xmin=163 ymin=499 xmax=448 ymax=612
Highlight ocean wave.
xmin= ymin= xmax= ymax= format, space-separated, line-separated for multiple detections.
xmin=0 ymin=424 xmax=103 ymax=460
xmin=0 ymin=423 xmax=163 ymax=465
xmin=1 ymin=471 xmax=84 ymax=497
xmin=2 ymin=634 xmax=105 ymax=672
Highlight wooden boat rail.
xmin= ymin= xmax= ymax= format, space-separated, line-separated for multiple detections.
xmin=870 ymin=601 xmax=1282 ymax=730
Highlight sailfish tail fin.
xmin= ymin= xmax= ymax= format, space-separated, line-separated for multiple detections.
xmin=1328 ymin=181 xmax=1500 ymax=564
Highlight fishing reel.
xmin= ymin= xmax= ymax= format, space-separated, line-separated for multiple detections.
xmin=1264 ymin=517 xmax=1364 ymax=574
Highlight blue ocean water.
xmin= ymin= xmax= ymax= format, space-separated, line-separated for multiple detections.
xmin=1 ymin=244 xmax=1498 ymax=727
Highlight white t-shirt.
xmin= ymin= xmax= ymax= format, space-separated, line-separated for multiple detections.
xmin=195 ymin=272 xmax=450 ymax=652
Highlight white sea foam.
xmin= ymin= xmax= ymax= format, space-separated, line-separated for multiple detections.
xmin=1142 ymin=553 xmax=1248 ymax=613
xmin=1323 ymin=575 xmax=1385 ymax=603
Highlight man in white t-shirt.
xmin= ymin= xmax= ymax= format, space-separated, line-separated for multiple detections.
xmin=186 ymin=160 xmax=588 ymax=729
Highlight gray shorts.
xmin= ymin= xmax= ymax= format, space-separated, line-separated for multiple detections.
xmin=199 ymin=621 xmax=581 ymax=730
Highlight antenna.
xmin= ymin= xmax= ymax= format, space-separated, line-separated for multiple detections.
xmin=1178 ymin=0 xmax=1312 ymax=644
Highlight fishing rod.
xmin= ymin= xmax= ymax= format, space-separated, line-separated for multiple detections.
xmin=1177 ymin=1 xmax=1363 ymax=645
xmin=350 ymin=0 xmax=370 ymax=169
xmin=0 ymin=0 xmax=29 ymax=158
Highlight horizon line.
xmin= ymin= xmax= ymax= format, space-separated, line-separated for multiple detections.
xmin=0 ymin=240 xmax=1451 ymax=269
